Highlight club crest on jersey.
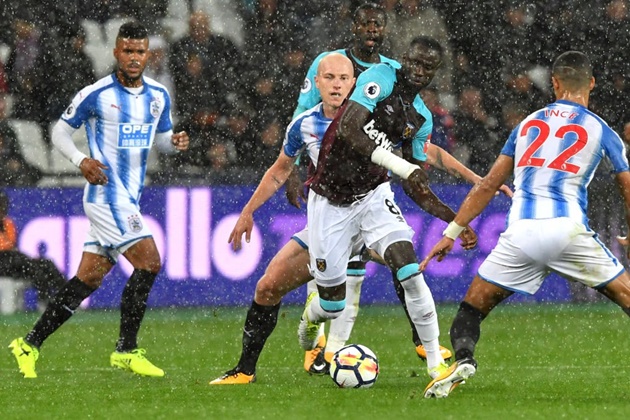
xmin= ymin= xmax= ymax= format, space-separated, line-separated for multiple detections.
xmin=316 ymin=258 xmax=327 ymax=272
xmin=363 ymin=82 xmax=381 ymax=99
xmin=301 ymin=78 xmax=312 ymax=94
xmin=402 ymin=122 xmax=416 ymax=139
xmin=150 ymin=98 xmax=161 ymax=118
xmin=128 ymin=214 xmax=143 ymax=233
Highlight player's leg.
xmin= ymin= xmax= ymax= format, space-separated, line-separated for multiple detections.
xmin=423 ymin=275 xmax=511 ymax=398
xmin=597 ymin=272 xmax=630 ymax=316
xmin=303 ymin=278 xmax=327 ymax=372
xmin=109 ymin=237 xmax=164 ymax=377
xmin=382 ymin=240 xmax=445 ymax=375
xmin=9 ymin=251 xmax=112 ymax=378
xmin=319 ymin=258 xmax=366 ymax=370
xmin=299 ymin=191 xmax=354 ymax=350
xmin=389 ymin=271 xmax=452 ymax=361
xmin=211 ymin=239 xmax=313 ymax=384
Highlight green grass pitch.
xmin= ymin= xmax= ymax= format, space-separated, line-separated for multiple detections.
xmin=1 ymin=303 xmax=628 ymax=419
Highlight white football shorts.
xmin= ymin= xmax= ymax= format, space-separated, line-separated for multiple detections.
xmin=83 ymin=201 xmax=153 ymax=262
xmin=292 ymin=226 xmax=365 ymax=262
xmin=307 ymin=182 xmax=414 ymax=287
xmin=478 ymin=217 xmax=625 ymax=294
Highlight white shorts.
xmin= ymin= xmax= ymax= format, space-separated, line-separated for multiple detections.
xmin=83 ymin=202 xmax=153 ymax=262
xmin=308 ymin=183 xmax=414 ymax=287
xmin=292 ymin=226 xmax=365 ymax=262
xmin=478 ymin=217 xmax=625 ymax=295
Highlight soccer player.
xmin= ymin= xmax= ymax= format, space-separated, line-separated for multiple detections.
xmin=290 ymin=2 xmax=508 ymax=374
xmin=210 ymin=45 xmax=479 ymax=385
xmin=299 ymin=36 xmax=479 ymax=383
xmin=9 ymin=22 xmax=189 ymax=379
xmin=421 ymin=51 xmax=630 ymax=398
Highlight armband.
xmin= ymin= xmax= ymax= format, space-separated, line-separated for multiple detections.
xmin=443 ymin=221 xmax=465 ymax=240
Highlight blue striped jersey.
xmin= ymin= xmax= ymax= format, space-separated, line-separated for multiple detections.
xmin=501 ymin=99 xmax=629 ymax=227
xmin=61 ymin=74 xmax=173 ymax=205
xmin=283 ymin=103 xmax=332 ymax=167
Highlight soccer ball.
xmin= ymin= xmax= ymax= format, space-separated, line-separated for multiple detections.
xmin=329 ymin=344 xmax=379 ymax=388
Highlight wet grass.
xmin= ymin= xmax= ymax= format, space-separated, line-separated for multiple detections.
xmin=0 ymin=303 xmax=628 ymax=419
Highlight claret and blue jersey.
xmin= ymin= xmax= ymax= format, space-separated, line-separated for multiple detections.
xmin=61 ymin=74 xmax=173 ymax=205
xmin=502 ymin=99 xmax=629 ymax=227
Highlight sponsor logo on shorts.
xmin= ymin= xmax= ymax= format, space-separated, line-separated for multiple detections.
xmin=316 ymin=258 xmax=327 ymax=272
xmin=128 ymin=214 xmax=143 ymax=233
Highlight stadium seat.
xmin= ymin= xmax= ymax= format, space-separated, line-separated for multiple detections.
xmin=0 ymin=277 xmax=30 ymax=315
xmin=8 ymin=119 xmax=50 ymax=173
xmin=161 ymin=17 xmax=188 ymax=43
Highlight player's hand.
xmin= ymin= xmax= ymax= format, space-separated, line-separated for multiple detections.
xmin=79 ymin=158 xmax=109 ymax=185
xmin=172 ymin=131 xmax=189 ymax=151
xmin=285 ymin=170 xmax=306 ymax=209
xmin=228 ymin=212 xmax=254 ymax=251
xmin=407 ymin=168 xmax=430 ymax=194
xmin=459 ymin=226 xmax=478 ymax=250
xmin=616 ymin=235 xmax=630 ymax=259
xmin=498 ymin=184 xmax=513 ymax=198
xmin=419 ymin=237 xmax=455 ymax=271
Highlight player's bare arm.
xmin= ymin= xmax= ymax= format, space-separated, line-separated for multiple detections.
xmin=337 ymin=101 xmax=378 ymax=157
xmin=614 ymin=171 xmax=630 ymax=259
xmin=420 ymin=154 xmax=513 ymax=270
xmin=284 ymin=169 xmax=306 ymax=209
xmin=425 ymin=143 xmax=513 ymax=198
xmin=402 ymin=144 xmax=477 ymax=250
xmin=228 ymin=151 xmax=297 ymax=251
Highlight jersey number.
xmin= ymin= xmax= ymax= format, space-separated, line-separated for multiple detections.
xmin=516 ymin=120 xmax=587 ymax=174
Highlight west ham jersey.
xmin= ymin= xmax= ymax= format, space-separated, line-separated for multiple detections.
xmin=310 ymin=63 xmax=433 ymax=205
xmin=502 ymin=99 xmax=629 ymax=227
xmin=294 ymin=48 xmax=401 ymax=118
xmin=61 ymin=74 xmax=173 ymax=205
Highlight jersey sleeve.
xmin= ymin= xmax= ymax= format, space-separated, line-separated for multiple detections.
xmin=601 ymin=126 xmax=630 ymax=173
xmin=293 ymin=52 xmax=330 ymax=119
xmin=283 ymin=116 xmax=306 ymax=158
xmin=348 ymin=63 xmax=395 ymax=112
xmin=157 ymin=90 xmax=173 ymax=133
xmin=500 ymin=127 xmax=519 ymax=158
xmin=60 ymin=86 xmax=97 ymax=128
xmin=410 ymin=97 xmax=434 ymax=162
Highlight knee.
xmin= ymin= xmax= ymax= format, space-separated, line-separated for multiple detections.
xmin=135 ymin=258 xmax=161 ymax=274
xmin=255 ymin=275 xmax=283 ymax=305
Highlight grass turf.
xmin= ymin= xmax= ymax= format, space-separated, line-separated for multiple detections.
xmin=0 ymin=303 xmax=627 ymax=419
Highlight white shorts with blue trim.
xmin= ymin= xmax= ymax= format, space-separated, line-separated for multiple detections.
xmin=83 ymin=201 xmax=153 ymax=262
xmin=307 ymin=183 xmax=413 ymax=287
xmin=478 ymin=217 xmax=625 ymax=295
xmin=292 ymin=226 xmax=364 ymax=263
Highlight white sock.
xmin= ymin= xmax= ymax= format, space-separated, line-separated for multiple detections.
xmin=326 ymin=275 xmax=364 ymax=356
xmin=400 ymin=273 xmax=443 ymax=369
xmin=306 ymin=280 xmax=326 ymax=342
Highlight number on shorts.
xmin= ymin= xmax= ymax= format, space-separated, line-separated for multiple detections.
xmin=516 ymin=120 xmax=587 ymax=174
xmin=385 ymin=199 xmax=401 ymax=215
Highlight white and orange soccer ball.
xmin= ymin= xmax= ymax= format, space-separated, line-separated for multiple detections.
xmin=329 ymin=344 xmax=379 ymax=388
